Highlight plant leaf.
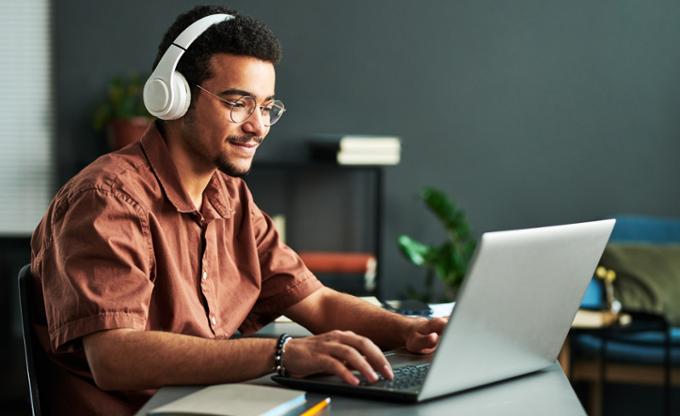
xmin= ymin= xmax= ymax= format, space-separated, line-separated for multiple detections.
xmin=93 ymin=72 xmax=150 ymax=131
xmin=397 ymin=187 xmax=477 ymax=298
xmin=397 ymin=235 xmax=432 ymax=266
xmin=422 ymin=187 xmax=460 ymax=233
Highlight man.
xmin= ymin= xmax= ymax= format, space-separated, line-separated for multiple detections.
xmin=30 ymin=5 xmax=446 ymax=414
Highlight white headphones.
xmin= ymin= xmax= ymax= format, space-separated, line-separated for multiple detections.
xmin=143 ymin=13 xmax=234 ymax=120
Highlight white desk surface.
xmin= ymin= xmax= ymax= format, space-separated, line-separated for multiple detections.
xmin=135 ymin=362 xmax=584 ymax=415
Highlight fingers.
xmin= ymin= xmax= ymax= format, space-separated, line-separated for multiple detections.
xmin=405 ymin=317 xmax=448 ymax=354
xmin=332 ymin=331 xmax=393 ymax=380
xmin=407 ymin=332 xmax=439 ymax=354
xmin=284 ymin=331 xmax=392 ymax=385
xmin=327 ymin=342 xmax=380 ymax=383
xmin=320 ymin=356 xmax=360 ymax=385
xmin=417 ymin=317 xmax=447 ymax=335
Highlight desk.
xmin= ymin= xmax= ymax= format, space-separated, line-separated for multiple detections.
xmin=138 ymin=315 xmax=591 ymax=415
xmin=135 ymin=363 xmax=584 ymax=415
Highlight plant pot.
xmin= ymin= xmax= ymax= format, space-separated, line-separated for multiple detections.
xmin=106 ymin=117 xmax=152 ymax=150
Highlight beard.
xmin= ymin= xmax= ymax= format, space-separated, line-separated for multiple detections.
xmin=180 ymin=110 xmax=265 ymax=177
xmin=216 ymin=155 xmax=249 ymax=177
xmin=215 ymin=135 xmax=265 ymax=178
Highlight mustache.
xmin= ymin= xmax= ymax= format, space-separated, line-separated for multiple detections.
xmin=228 ymin=135 xmax=265 ymax=145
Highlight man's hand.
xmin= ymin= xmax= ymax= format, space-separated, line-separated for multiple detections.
xmin=283 ymin=330 xmax=394 ymax=385
xmin=403 ymin=317 xmax=448 ymax=354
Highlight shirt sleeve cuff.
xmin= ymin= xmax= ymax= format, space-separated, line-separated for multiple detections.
xmin=49 ymin=311 xmax=147 ymax=352
xmin=239 ymin=272 xmax=323 ymax=335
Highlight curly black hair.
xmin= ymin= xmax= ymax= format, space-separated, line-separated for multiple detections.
xmin=152 ymin=5 xmax=281 ymax=104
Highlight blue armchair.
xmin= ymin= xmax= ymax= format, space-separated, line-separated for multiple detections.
xmin=570 ymin=216 xmax=680 ymax=416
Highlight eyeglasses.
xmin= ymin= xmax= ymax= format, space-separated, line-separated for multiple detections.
xmin=195 ymin=85 xmax=286 ymax=127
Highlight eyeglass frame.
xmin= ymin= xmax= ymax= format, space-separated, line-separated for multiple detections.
xmin=195 ymin=84 xmax=286 ymax=126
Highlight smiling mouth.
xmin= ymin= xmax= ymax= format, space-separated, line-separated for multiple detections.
xmin=228 ymin=136 xmax=264 ymax=148
xmin=227 ymin=138 xmax=261 ymax=157
xmin=230 ymin=141 xmax=258 ymax=148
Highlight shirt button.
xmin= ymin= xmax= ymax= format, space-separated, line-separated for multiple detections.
xmin=210 ymin=316 xmax=217 ymax=326
xmin=202 ymin=271 xmax=208 ymax=281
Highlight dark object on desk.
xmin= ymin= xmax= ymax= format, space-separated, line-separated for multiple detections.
xmin=382 ymin=299 xmax=432 ymax=317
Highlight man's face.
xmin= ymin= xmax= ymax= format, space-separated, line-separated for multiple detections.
xmin=180 ymin=53 xmax=276 ymax=177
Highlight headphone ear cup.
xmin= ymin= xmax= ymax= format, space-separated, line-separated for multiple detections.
xmin=166 ymin=71 xmax=191 ymax=120
xmin=143 ymin=76 xmax=172 ymax=119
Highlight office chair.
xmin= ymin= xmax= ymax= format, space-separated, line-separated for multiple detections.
xmin=18 ymin=264 xmax=43 ymax=416
xmin=571 ymin=216 xmax=680 ymax=416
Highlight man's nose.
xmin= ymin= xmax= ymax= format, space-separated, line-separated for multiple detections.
xmin=241 ymin=107 xmax=268 ymax=136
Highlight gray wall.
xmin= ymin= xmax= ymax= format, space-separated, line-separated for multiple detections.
xmin=55 ymin=0 xmax=680 ymax=298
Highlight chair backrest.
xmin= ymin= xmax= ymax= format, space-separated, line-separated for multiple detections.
xmin=580 ymin=215 xmax=680 ymax=309
xmin=609 ymin=215 xmax=680 ymax=244
xmin=18 ymin=264 xmax=42 ymax=416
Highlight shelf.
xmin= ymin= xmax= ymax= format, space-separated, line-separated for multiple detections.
xmin=246 ymin=161 xmax=385 ymax=296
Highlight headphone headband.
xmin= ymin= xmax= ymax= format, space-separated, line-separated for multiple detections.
xmin=144 ymin=13 xmax=235 ymax=120
xmin=174 ymin=14 xmax=233 ymax=50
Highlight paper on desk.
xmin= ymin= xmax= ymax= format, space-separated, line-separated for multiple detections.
xmin=429 ymin=302 xmax=455 ymax=318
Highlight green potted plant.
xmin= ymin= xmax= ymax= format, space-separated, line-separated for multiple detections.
xmin=93 ymin=73 xmax=152 ymax=150
xmin=398 ymin=187 xmax=476 ymax=302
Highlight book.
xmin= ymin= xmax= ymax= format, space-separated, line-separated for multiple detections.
xmin=336 ymin=151 xmax=400 ymax=165
xmin=309 ymin=146 xmax=401 ymax=165
xmin=310 ymin=134 xmax=401 ymax=153
xmin=298 ymin=251 xmax=375 ymax=274
xmin=308 ymin=134 xmax=401 ymax=165
xmin=148 ymin=383 xmax=306 ymax=416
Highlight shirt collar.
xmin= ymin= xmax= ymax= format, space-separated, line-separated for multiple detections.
xmin=140 ymin=123 xmax=232 ymax=219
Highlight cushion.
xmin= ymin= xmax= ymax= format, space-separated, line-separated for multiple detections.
xmin=573 ymin=329 xmax=680 ymax=364
xmin=600 ymin=244 xmax=680 ymax=326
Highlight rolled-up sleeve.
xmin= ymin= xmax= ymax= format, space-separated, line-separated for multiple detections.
xmin=38 ymin=187 xmax=155 ymax=352
xmin=238 ymin=195 xmax=322 ymax=334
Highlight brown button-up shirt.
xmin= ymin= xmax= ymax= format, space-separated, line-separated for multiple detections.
xmin=30 ymin=124 xmax=322 ymax=415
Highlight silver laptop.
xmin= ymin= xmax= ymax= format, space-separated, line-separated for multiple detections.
xmin=273 ymin=219 xmax=615 ymax=402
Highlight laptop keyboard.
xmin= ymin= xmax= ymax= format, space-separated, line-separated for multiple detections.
xmin=359 ymin=363 xmax=431 ymax=390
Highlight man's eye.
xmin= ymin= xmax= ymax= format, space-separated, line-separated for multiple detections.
xmin=225 ymin=100 xmax=247 ymax=109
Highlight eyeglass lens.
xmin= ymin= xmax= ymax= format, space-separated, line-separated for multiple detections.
xmin=228 ymin=96 xmax=285 ymax=126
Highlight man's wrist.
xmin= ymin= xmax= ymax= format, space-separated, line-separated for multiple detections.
xmin=273 ymin=333 xmax=292 ymax=376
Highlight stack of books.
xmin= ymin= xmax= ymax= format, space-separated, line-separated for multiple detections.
xmin=308 ymin=134 xmax=401 ymax=165
xmin=298 ymin=251 xmax=377 ymax=293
